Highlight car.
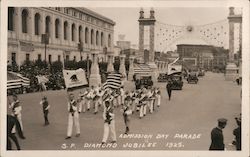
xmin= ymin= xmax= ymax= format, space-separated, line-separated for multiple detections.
xmin=157 ymin=73 xmax=168 ymax=82
xmin=169 ymin=74 xmax=183 ymax=90
xmin=187 ymin=72 xmax=199 ymax=84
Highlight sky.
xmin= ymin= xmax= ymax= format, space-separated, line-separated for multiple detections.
xmin=90 ymin=7 xmax=241 ymax=51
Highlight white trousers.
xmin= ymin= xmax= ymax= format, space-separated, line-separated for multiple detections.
xmin=11 ymin=113 xmax=23 ymax=133
xmin=87 ymin=99 xmax=92 ymax=110
xmin=102 ymin=121 xmax=116 ymax=143
xmin=149 ymin=100 xmax=154 ymax=113
xmin=139 ymin=104 xmax=147 ymax=117
xmin=67 ymin=112 xmax=80 ymax=137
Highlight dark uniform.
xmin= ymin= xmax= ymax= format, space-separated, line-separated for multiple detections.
xmin=166 ymin=81 xmax=172 ymax=100
xmin=233 ymin=117 xmax=241 ymax=150
xmin=209 ymin=127 xmax=225 ymax=150
xmin=40 ymin=97 xmax=50 ymax=125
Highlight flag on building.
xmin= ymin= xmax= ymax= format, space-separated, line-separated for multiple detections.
xmin=63 ymin=68 xmax=88 ymax=90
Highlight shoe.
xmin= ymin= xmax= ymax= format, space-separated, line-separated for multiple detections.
xmin=75 ymin=134 xmax=80 ymax=137
xmin=111 ymin=141 xmax=116 ymax=143
xmin=65 ymin=136 xmax=71 ymax=140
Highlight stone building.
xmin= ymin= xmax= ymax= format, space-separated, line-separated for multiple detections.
xmin=8 ymin=7 xmax=115 ymax=66
xmin=177 ymin=44 xmax=228 ymax=70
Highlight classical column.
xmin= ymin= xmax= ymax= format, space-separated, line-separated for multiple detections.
xmin=119 ymin=54 xmax=127 ymax=80
xmin=149 ymin=24 xmax=155 ymax=63
xmin=51 ymin=15 xmax=55 ymax=44
xmin=128 ymin=56 xmax=135 ymax=81
xmin=107 ymin=54 xmax=114 ymax=72
xmin=89 ymin=52 xmax=101 ymax=86
xmin=139 ymin=24 xmax=144 ymax=59
xmin=229 ymin=21 xmax=234 ymax=62
xmin=15 ymin=8 xmax=22 ymax=69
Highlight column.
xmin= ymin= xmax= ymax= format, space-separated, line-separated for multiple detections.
xmin=15 ymin=8 xmax=22 ymax=68
xmin=119 ymin=54 xmax=127 ymax=80
xmin=60 ymin=17 xmax=64 ymax=45
xmin=149 ymin=24 xmax=155 ymax=63
xmin=139 ymin=24 xmax=144 ymax=59
xmin=128 ymin=56 xmax=135 ymax=81
xmin=107 ymin=54 xmax=114 ymax=72
xmin=89 ymin=52 xmax=101 ymax=86
xmin=51 ymin=15 xmax=55 ymax=44
xmin=30 ymin=9 xmax=35 ymax=37
xmin=228 ymin=21 xmax=234 ymax=62
xmin=75 ymin=24 xmax=79 ymax=44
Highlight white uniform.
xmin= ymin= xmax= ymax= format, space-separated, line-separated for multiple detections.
xmin=139 ymin=93 xmax=147 ymax=118
xmin=156 ymin=91 xmax=161 ymax=107
xmin=102 ymin=105 xmax=116 ymax=143
xmin=120 ymin=88 xmax=125 ymax=105
xmin=147 ymin=91 xmax=154 ymax=113
xmin=86 ymin=89 xmax=94 ymax=110
xmin=67 ymin=99 xmax=80 ymax=137
xmin=9 ymin=100 xmax=23 ymax=131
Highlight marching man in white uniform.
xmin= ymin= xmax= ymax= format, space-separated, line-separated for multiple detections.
xmin=139 ymin=88 xmax=148 ymax=118
xmin=101 ymin=100 xmax=117 ymax=144
xmin=65 ymin=93 xmax=80 ymax=139
xmin=9 ymin=94 xmax=23 ymax=131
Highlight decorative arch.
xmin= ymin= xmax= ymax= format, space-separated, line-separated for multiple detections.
xmin=34 ymin=13 xmax=41 ymax=35
xmin=64 ymin=21 xmax=68 ymax=40
xmin=22 ymin=9 xmax=29 ymax=33
xmin=55 ymin=18 xmax=60 ymax=38
xmin=85 ymin=27 xmax=89 ymax=44
xmin=8 ymin=7 xmax=15 ymax=31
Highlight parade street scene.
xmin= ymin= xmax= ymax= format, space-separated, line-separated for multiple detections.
xmin=6 ymin=7 xmax=242 ymax=151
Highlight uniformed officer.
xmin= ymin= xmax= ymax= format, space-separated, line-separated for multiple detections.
xmin=101 ymin=101 xmax=116 ymax=144
xmin=65 ymin=93 xmax=80 ymax=139
xmin=233 ymin=115 xmax=241 ymax=150
xmin=156 ymin=88 xmax=161 ymax=108
xmin=9 ymin=94 xmax=23 ymax=131
xmin=166 ymin=80 xmax=172 ymax=100
xmin=209 ymin=118 xmax=227 ymax=150
xmin=139 ymin=88 xmax=148 ymax=118
xmin=39 ymin=96 xmax=50 ymax=126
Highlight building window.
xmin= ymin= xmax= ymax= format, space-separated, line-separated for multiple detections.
xmin=91 ymin=29 xmax=94 ymax=45
xmin=96 ymin=31 xmax=99 ymax=46
xmin=73 ymin=56 xmax=76 ymax=61
xmin=55 ymin=19 xmax=60 ymax=39
xmin=8 ymin=7 xmax=15 ymax=31
xmin=49 ymin=55 xmax=52 ymax=63
xmin=79 ymin=13 xmax=82 ymax=19
xmin=66 ymin=55 xmax=69 ymax=61
xmin=71 ymin=23 xmax=76 ymax=41
xmin=38 ymin=54 xmax=41 ymax=60
xmin=64 ymin=21 xmax=68 ymax=40
xmin=85 ymin=27 xmax=89 ymax=44
xmin=79 ymin=26 xmax=82 ymax=42
xmin=101 ymin=32 xmax=104 ymax=46
xmin=108 ymin=34 xmax=111 ymax=47
xmin=26 ymin=53 xmax=30 ymax=61
xmin=34 ymin=13 xmax=40 ymax=35
xmin=22 ymin=9 xmax=29 ymax=33
xmin=11 ymin=52 xmax=16 ymax=64
xmin=80 ymin=56 xmax=83 ymax=61
xmin=45 ymin=16 xmax=51 ymax=36
xmin=58 ymin=55 xmax=61 ymax=62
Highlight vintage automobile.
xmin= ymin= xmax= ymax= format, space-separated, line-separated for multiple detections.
xmin=157 ymin=73 xmax=168 ymax=82
xmin=187 ymin=72 xmax=199 ymax=84
xmin=169 ymin=73 xmax=183 ymax=90
xmin=135 ymin=75 xmax=153 ymax=89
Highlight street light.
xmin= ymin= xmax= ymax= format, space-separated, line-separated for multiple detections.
xmin=41 ymin=33 xmax=49 ymax=62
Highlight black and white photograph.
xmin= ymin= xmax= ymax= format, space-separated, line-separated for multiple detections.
xmin=0 ymin=0 xmax=249 ymax=157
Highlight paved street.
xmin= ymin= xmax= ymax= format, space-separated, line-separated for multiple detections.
xmin=7 ymin=72 xmax=241 ymax=150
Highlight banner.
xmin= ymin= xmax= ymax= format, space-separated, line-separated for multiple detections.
xmin=167 ymin=64 xmax=182 ymax=75
xmin=63 ymin=68 xmax=88 ymax=89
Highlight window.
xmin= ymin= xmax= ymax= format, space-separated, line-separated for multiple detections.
xmin=45 ymin=16 xmax=51 ymax=36
xmin=85 ymin=27 xmax=89 ymax=44
xmin=71 ymin=24 xmax=75 ymax=41
xmin=78 ymin=26 xmax=82 ymax=42
xmin=49 ymin=55 xmax=52 ymax=63
xmin=34 ymin=13 xmax=40 ymax=35
xmin=58 ymin=55 xmax=61 ymax=62
xmin=80 ymin=56 xmax=83 ymax=61
xmin=22 ymin=9 xmax=29 ymax=33
xmin=101 ymin=32 xmax=104 ymax=46
xmin=108 ymin=34 xmax=111 ymax=47
xmin=66 ymin=55 xmax=69 ymax=61
xmin=64 ymin=21 xmax=68 ymax=40
xmin=55 ymin=19 xmax=60 ymax=38
xmin=73 ymin=56 xmax=76 ymax=61
xmin=38 ymin=54 xmax=41 ymax=60
xmin=8 ymin=7 xmax=15 ymax=31
xmin=96 ymin=31 xmax=99 ymax=45
xmin=26 ymin=53 xmax=30 ymax=61
xmin=11 ymin=52 xmax=16 ymax=64
xmin=91 ymin=29 xmax=94 ymax=45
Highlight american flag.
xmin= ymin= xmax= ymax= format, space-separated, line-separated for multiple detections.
xmin=103 ymin=73 xmax=122 ymax=90
xmin=7 ymin=72 xmax=30 ymax=89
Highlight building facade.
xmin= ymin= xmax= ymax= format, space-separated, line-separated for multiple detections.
xmin=177 ymin=44 xmax=228 ymax=70
xmin=8 ymin=7 xmax=115 ymax=66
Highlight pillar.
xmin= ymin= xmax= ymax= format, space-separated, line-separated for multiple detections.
xmin=128 ymin=56 xmax=135 ymax=81
xmin=119 ymin=54 xmax=127 ymax=80
xmin=107 ymin=54 xmax=114 ymax=72
xmin=139 ymin=24 xmax=144 ymax=59
xmin=149 ymin=24 xmax=155 ymax=63
xmin=89 ymin=52 xmax=101 ymax=86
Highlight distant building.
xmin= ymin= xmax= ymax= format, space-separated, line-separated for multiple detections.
xmin=116 ymin=41 xmax=131 ymax=50
xmin=177 ymin=44 xmax=228 ymax=70
xmin=8 ymin=7 xmax=115 ymax=66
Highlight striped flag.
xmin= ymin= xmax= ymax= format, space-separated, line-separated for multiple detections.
xmin=103 ymin=73 xmax=122 ymax=90
xmin=7 ymin=72 xmax=30 ymax=89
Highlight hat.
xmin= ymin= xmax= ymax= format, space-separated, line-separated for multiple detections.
xmin=218 ymin=118 xmax=227 ymax=124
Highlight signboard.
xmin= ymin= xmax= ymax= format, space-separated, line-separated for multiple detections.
xmin=63 ymin=68 xmax=88 ymax=89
